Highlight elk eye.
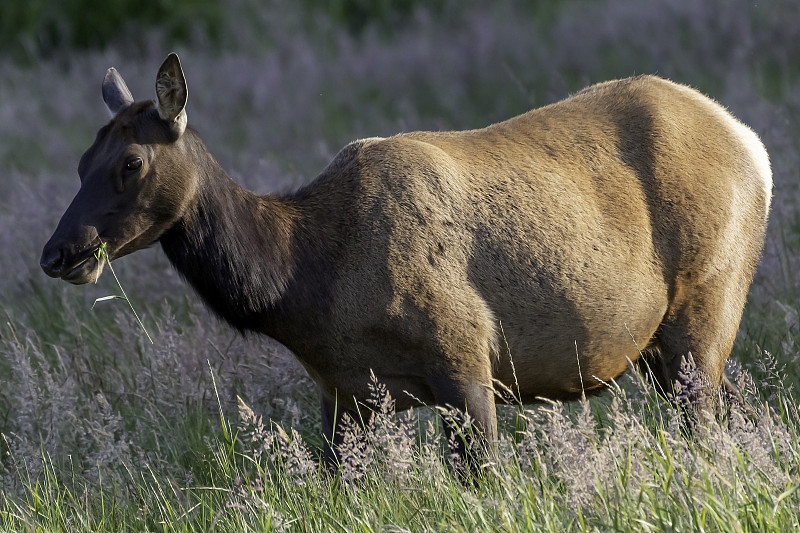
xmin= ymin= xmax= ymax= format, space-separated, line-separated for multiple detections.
xmin=125 ymin=157 xmax=143 ymax=171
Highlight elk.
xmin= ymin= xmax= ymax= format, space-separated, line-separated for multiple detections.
xmin=41 ymin=54 xmax=771 ymax=467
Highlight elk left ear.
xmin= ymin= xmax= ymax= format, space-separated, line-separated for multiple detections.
xmin=155 ymin=52 xmax=188 ymax=138
xmin=102 ymin=67 xmax=134 ymax=117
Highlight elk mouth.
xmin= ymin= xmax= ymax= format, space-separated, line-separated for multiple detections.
xmin=61 ymin=248 xmax=106 ymax=285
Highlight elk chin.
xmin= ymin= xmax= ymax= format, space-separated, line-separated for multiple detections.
xmin=62 ymin=254 xmax=106 ymax=285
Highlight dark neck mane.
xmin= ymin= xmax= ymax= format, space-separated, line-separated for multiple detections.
xmin=159 ymin=151 xmax=301 ymax=332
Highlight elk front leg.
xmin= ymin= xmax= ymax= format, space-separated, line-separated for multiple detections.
xmin=320 ymin=393 xmax=367 ymax=471
xmin=432 ymin=374 xmax=498 ymax=478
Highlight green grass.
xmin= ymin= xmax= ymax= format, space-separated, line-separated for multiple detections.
xmin=92 ymin=242 xmax=153 ymax=344
xmin=3 ymin=377 xmax=800 ymax=532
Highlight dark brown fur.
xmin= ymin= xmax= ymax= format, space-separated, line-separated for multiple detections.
xmin=41 ymin=54 xmax=771 ymax=465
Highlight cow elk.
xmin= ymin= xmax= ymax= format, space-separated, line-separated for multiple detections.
xmin=41 ymin=54 xmax=772 ymax=469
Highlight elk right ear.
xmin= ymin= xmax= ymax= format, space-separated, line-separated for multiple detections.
xmin=155 ymin=53 xmax=188 ymax=138
xmin=102 ymin=68 xmax=134 ymax=117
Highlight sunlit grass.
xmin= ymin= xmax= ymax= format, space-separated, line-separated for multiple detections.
xmin=2 ymin=364 xmax=800 ymax=532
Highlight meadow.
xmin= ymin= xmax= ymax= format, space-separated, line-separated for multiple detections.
xmin=1 ymin=0 xmax=800 ymax=530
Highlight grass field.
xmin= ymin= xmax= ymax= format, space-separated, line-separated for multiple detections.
xmin=2 ymin=0 xmax=800 ymax=530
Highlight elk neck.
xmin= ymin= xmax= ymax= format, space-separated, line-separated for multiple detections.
xmin=158 ymin=139 xmax=323 ymax=334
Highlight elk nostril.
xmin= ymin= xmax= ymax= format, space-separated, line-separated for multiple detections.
xmin=40 ymin=246 xmax=64 ymax=277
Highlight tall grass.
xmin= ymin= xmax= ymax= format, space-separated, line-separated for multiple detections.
xmin=3 ymin=365 xmax=799 ymax=531
xmin=1 ymin=0 xmax=799 ymax=530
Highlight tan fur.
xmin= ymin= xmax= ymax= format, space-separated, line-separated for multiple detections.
xmin=306 ymin=76 xmax=770 ymax=407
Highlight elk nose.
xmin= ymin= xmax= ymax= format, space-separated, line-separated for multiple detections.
xmin=40 ymin=245 xmax=65 ymax=278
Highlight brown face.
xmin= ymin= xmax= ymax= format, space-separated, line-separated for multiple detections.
xmin=40 ymin=54 xmax=190 ymax=285
xmin=41 ymin=105 xmax=176 ymax=283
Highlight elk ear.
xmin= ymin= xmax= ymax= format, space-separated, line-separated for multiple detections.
xmin=102 ymin=68 xmax=134 ymax=117
xmin=155 ymin=53 xmax=188 ymax=137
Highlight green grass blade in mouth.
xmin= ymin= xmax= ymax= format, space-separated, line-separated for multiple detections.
xmin=92 ymin=241 xmax=154 ymax=344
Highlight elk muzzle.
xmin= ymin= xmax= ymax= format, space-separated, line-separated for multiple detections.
xmin=40 ymin=224 xmax=106 ymax=285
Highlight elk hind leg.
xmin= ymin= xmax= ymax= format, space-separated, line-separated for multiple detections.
xmin=648 ymin=276 xmax=750 ymax=421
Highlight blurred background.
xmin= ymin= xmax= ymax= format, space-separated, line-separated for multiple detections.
xmin=0 ymin=0 xmax=799 ymax=492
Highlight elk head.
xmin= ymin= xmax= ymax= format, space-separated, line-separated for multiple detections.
xmin=41 ymin=53 xmax=196 ymax=284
